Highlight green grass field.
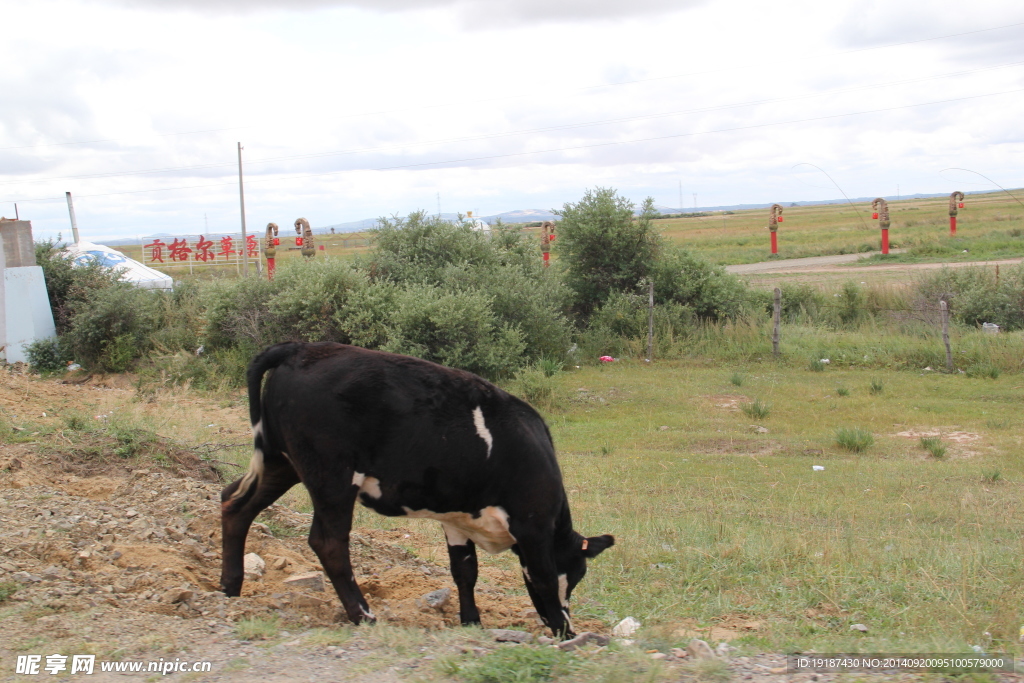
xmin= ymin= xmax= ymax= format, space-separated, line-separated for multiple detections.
xmin=550 ymin=360 xmax=1022 ymax=653
xmin=656 ymin=190 xmax=1024 ymax=266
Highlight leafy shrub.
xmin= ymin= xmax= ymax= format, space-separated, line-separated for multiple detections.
xmin=509 ymin=365 xmax=559 ymax=406
xmin=835 ymin=427 xmax=874 ymax=452
xmin=836 ymin=386 xmax=850 ymax=397
xmin=368 ymin=214 xmax=573 ymax=365
xmin=869 ymin=379 xmax=884 ymax=395
xmin=652 ymin=247 xmax=751 ymax=321
xmin=730 ymin=372 xmax=744 ymax=386
xmin=383 ymin=285 xmax=527 ymax=379
xmin=25 ymin=337 xmax=70 ymax=372
xmin=64 ymin=284 xmax=161 ymax=372
xmin=35 ymin=239 xmax=122 ymax=335
xmin=554 ymin=187 xmax=662 ymax=317
xmin=915 ymin=265 xmax=1024 ymax=331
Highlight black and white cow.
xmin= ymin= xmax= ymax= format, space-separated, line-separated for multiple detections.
xmin=220 ymin=342 xmax=613 ymax=638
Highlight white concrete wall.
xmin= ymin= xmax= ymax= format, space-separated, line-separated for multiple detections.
xmin=4 ymin=266 xmax=57 ymax=364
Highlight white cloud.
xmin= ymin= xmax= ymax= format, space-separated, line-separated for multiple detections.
xmin=2 ymin=0 xmax=1023 ymax=239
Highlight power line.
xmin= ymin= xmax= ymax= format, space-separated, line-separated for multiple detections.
xmin=6 ymin=86 xmax=1023 ymax=205
xmin=0 ymin=125 xmax=249 ymax=152
xmin=6 ymin=59 xmax=1024 ymax=189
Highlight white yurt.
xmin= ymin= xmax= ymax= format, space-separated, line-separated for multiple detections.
xmin=64 ymin=241 xmax=173 ymax=290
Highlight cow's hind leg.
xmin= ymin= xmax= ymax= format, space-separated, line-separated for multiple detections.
xmin=442 ymin=525 xmax=480 ymax=626
xmin=220 ymin=457 xmax=299 ymax=596
xmin=305 ymin=487 xmax=374 ymax=625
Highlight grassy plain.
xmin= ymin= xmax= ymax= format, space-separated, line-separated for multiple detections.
xmin=657 ymin=190 xmax=1024 ymax=266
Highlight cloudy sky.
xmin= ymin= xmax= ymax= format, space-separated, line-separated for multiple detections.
xmin=2 ymin=0 xmax=1022 ymax=240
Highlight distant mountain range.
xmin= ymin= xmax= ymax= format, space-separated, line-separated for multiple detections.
xmin=96 ymin=190 xmax=1001 ymax=247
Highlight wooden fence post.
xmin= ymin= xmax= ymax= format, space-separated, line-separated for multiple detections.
xmin=646 ymin=279 xmax=655 ymax=362
xmin=772 ymin=288 xmax=781 ymax=357
xmin=940 ymin=299 xmax=953 ymax=372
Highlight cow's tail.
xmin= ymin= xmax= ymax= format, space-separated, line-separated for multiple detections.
xmin=225 ymin=343 xmax=300 ymax=511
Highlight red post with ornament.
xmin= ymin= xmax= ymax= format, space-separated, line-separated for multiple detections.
xmin=949 ymin=191 xmax=965 ymax=236
xmin=767 ymin=204 xmax=783 ymax=254
xmin=540 ymin=221 xmax=556 ymax=266
xmin=871 ymin=198 xmax=890 ymax=254
xmin=264 ymin=222 xmax=279 ymax=280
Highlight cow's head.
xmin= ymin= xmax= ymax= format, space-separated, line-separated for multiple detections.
xmin=555 ymin=533 xmax=615 ymax=608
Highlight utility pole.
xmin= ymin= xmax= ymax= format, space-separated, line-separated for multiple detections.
xmin=437 ymin=192 xmax=441 ymax=217
xmin=678 ymin=181 xmax=683 ymax=213
xmin=692 ymin=193 xmax=697 ymax=212
xmin=237 ymin=142 xmax=249 ymax=276
xmin=65 ymin=192 xmax=80 ymax=244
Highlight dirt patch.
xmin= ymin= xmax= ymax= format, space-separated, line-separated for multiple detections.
xmin=894 ymin=428 xmax=982 ymax=458
xmin=704 ymin=394 xmax=749 ymax=411
xmin=690 ymin=438 xmax=779 ymax=456
xmin=674 ymin=614 xmax=765 ymax=642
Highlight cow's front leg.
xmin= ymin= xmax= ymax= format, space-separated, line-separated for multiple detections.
xmin=512 ymin=534 xmax=574 ymax=639
xmin=442 ymin=525 xmax=480 ymax=626
xmin=307 ymin=509 xmax=374 ymax=625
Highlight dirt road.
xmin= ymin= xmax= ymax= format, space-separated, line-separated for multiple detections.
xmin=725 ymin=251 xmax=1022 ymax=275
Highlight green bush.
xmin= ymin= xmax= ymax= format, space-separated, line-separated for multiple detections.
xmin=64 ymin=284 xmax=161 ymax=372
xmin=652 ymin=247 xmax=751 ymax=321
xmin=35 ymin=239 xmax=122 ymax=335
xmin=383 ymin=285 xmax=526 ymax=379
xmin=915 ymin=265 xmax=1024 ymax=331
xmin=25 ymin=337 xmax=70 ymax=372
xmin=554 ymin=187 xmax=662 ymax=317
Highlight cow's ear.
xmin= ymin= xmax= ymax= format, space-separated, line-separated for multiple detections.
xmin=581 ymin=534 xmax=614 ymax=558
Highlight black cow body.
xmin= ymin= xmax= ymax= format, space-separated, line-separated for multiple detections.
xmin=220 ymin=342 xmax=613 ymax=637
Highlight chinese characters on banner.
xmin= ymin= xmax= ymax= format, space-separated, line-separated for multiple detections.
xmin=144 ymin=235 xmax=260 ymax=266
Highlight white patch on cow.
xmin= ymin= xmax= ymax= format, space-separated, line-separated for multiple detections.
xmin=252 ymin=419 xmax=263 ymax=438
xmin=403 ymin=506 xmax=515 ymax=554
xmin=360 ymin=606 xmax=375 ymax=620
xmin=229 ymin=440 xmax=265 ymax=502
xmin=472 ymin=407 xmax=493 ymax=458
xmin=522 ymin=567 xmax=531 ymax=582
xmin=442 ymin=524 xmax=470 ymax=547
xmin=557 ymin=573 xmax=568 ymax=607
xmin=361 ymin=477 xmax=381 ymax=499
xmin=562 ymin=609 xmax=573 ymax=632
xmin=352 ymin=472 xmax=381 ymax=499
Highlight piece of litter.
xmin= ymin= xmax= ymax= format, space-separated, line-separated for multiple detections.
xmin=599 ymin=356 xmax=616 ymax=363
xmin=611 ymin=617 xmax=641 ymax=637
xmin=812 ymin=465 xmax=825 ymax=471
xmin=820 ymin=359 xmax=830 ymax=364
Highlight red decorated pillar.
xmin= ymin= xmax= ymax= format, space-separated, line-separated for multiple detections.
xmin=949 ymin=191 xmax=964 ymax=236
xmin=872 ymin=198 xmax=890 ymax=254
xmin=767 ymin=204 xmax=783 ymax=255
